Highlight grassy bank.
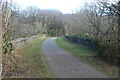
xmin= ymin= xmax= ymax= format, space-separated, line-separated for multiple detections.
xmin=9 ymin=37 xmax=53 ymax=78
xmin=56 ymin=37 xmax=118 ymax=78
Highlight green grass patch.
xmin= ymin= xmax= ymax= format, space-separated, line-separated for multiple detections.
xmin=56 ymin=37 xmax=118 ymax=78
xmin=11 ymin=37 xmax=53 ymax=78
xmin=56 ymin=37 xmax=95 ymax=61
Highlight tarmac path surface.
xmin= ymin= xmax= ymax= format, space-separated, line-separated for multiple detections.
xmin=42 ymin=37 xmax=109 ymax=78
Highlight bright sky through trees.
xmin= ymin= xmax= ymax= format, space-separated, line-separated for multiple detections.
xmin=15 ymin=0 xmax=95 ymax=14
xmin=15 ymin=0 xmax=118 ymax=14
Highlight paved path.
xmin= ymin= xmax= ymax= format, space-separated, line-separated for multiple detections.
xmin=42 ymin=38 xmax=109 ymax=78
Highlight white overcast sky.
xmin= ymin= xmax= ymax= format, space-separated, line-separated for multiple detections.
xmin=14 ymin=0 xmax=118 ymax=14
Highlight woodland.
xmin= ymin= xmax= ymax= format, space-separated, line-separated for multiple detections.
xmin=0 ymin=0 xmax=119 ymax=78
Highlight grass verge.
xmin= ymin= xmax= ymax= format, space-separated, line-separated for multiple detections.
xmin=9 ymin=37 xmax=53 ymax=78
xmin=56 ymin=37 xmax=118 ymax=78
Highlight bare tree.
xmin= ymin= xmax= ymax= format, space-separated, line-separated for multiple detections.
xmin=0 ymin=0 xmax=4 ymax=77
xmin=0 ymin=0 xmax=12 ymax=77
xmin=99 ymin=1 xmax=120 ymax=40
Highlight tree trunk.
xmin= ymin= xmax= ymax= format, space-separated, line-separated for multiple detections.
xmin=117 ymin=15 xmax=120 ymax=67
xmin=0 ymin=0 xmax=3 ymax=77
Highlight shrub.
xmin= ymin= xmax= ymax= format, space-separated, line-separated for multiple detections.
xmin=98 ymin=42 xmax=118 ymax=65
xmin=65 ymin=35 xmax=119 ymax=65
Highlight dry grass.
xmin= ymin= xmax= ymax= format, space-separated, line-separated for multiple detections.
xmin=2 ymin=37 xmax=53 ymax=78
